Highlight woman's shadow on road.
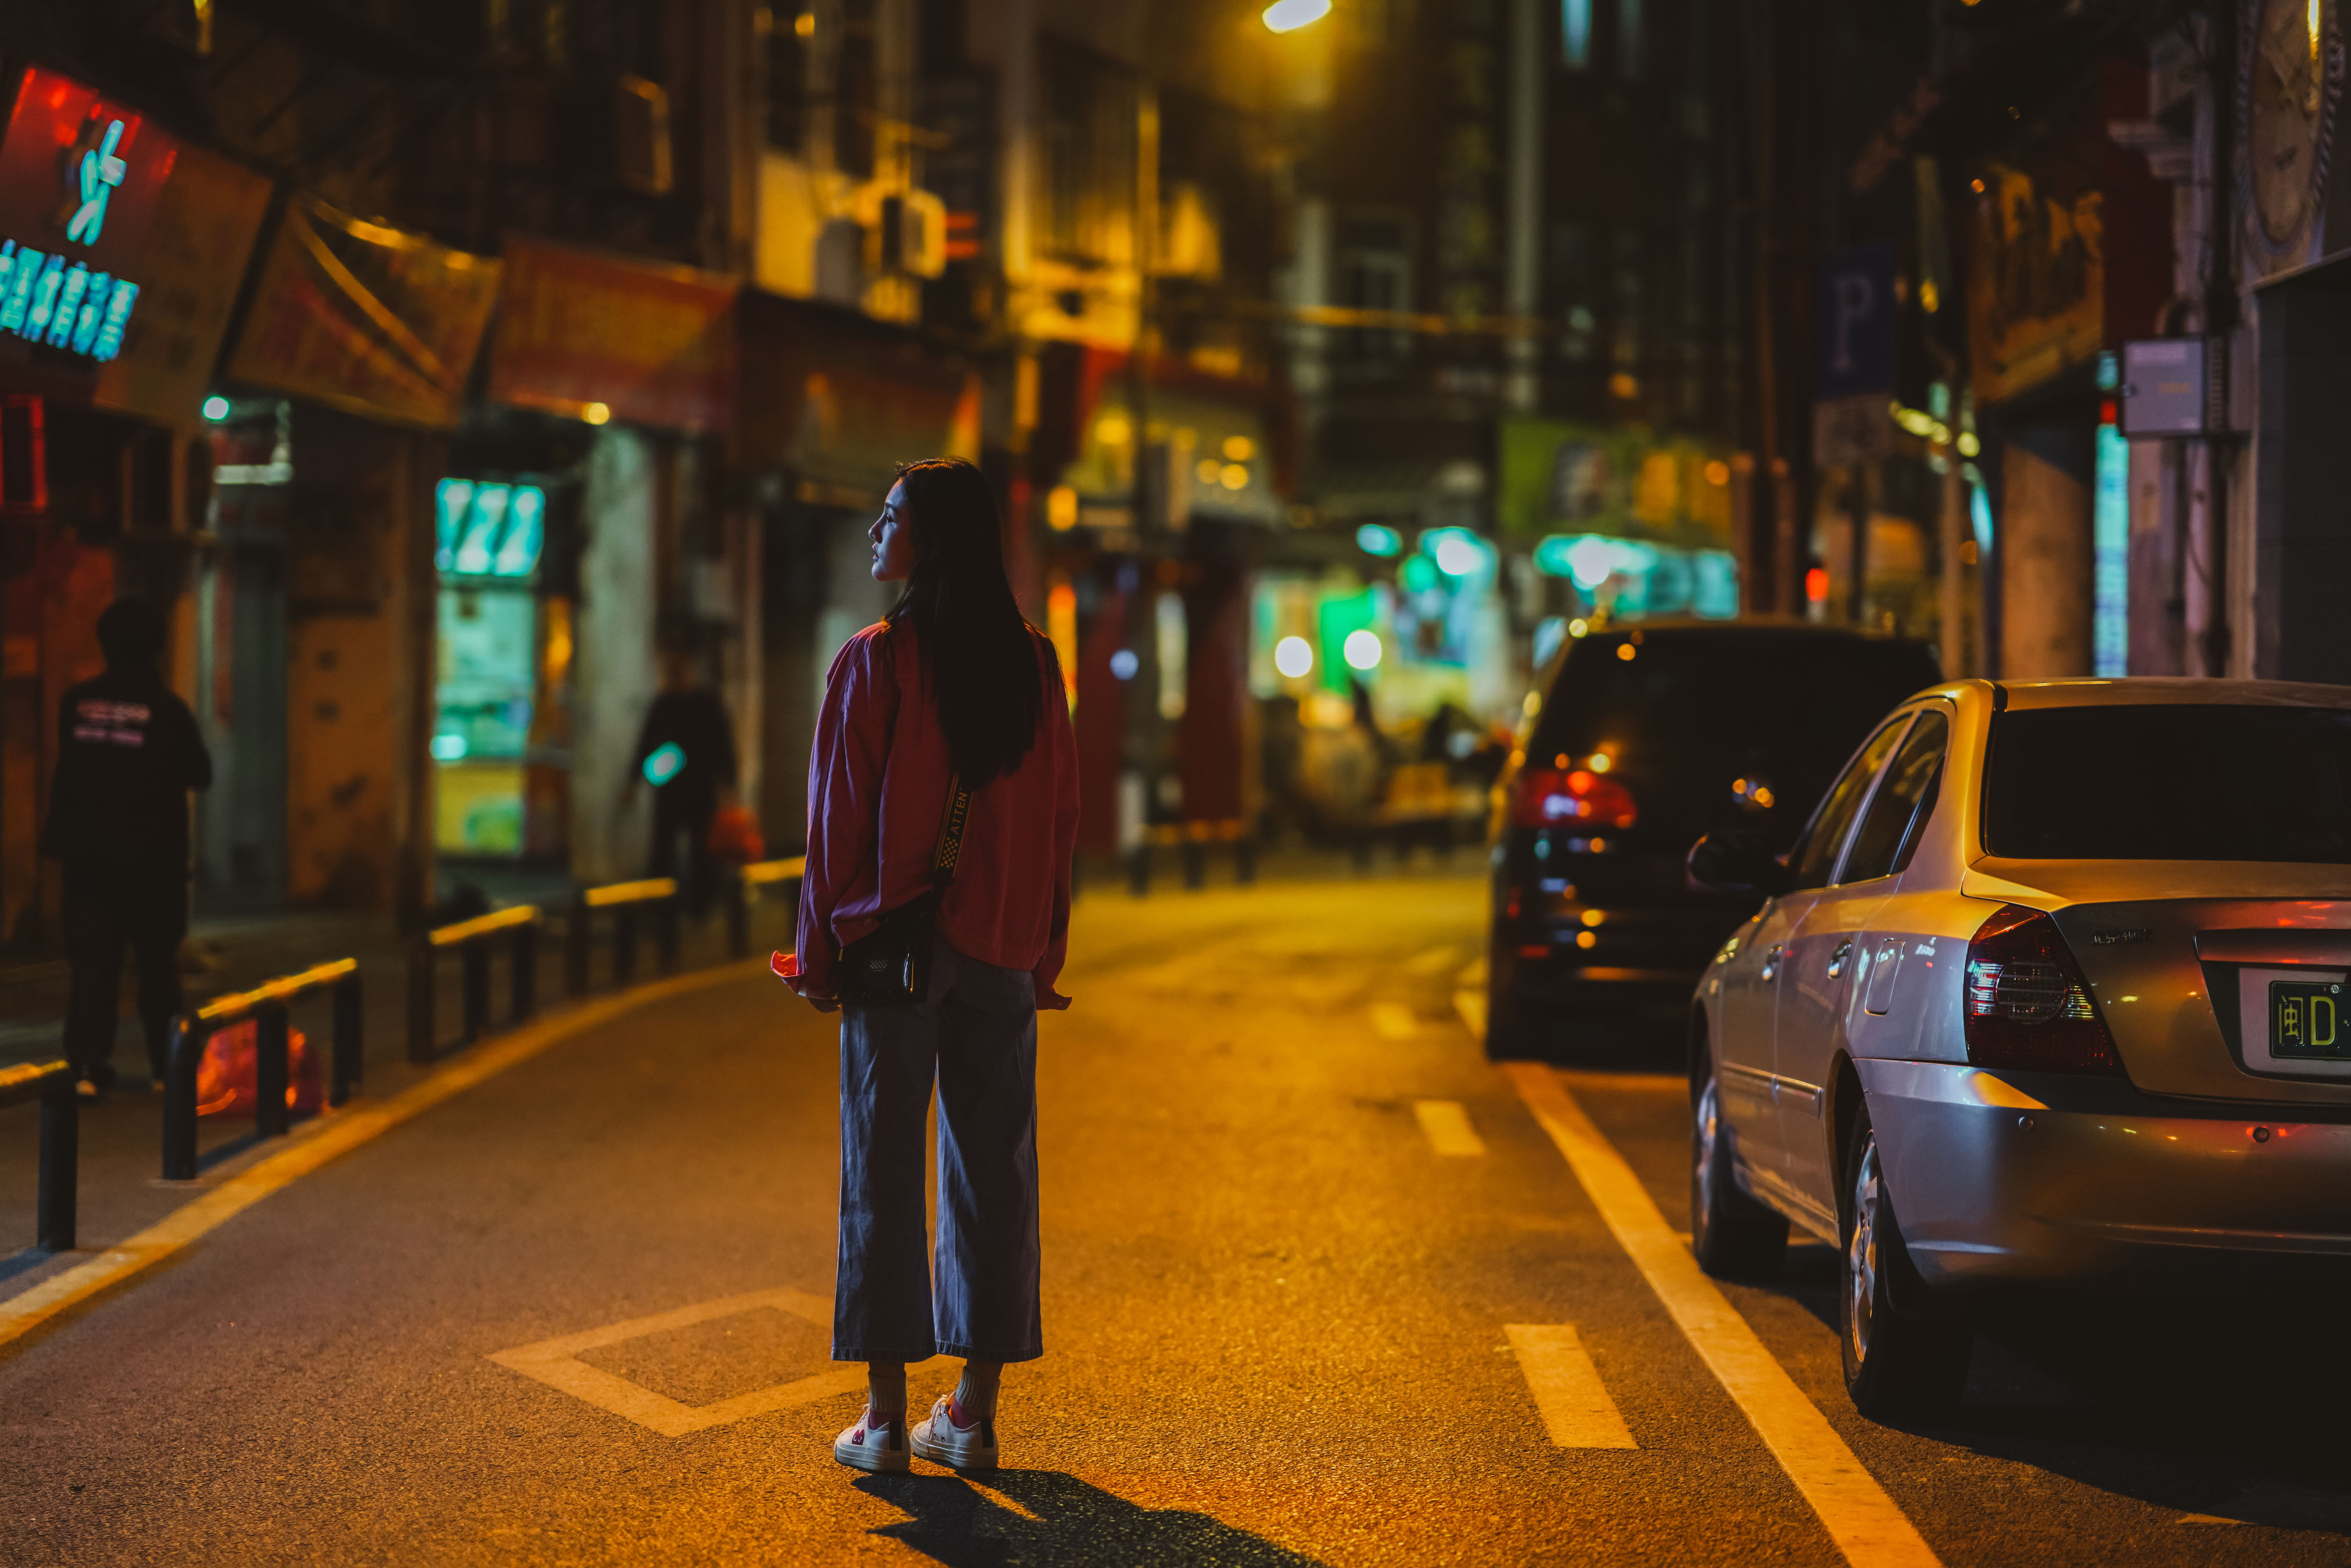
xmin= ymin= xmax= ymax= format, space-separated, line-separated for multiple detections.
xmin=855 ymin=1468 xmax=1326 ymax=1567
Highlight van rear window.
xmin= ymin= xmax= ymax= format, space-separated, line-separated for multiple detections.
xmin=1984 ymin=705 xmax=2351 ymax=862
xmin=1531 ymin=632 xmax=1938 ymax=767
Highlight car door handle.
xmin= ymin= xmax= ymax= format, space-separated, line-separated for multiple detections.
xmin=1760 ymin=943 xmax=1784 ymax=981
xmin=1828 ymin=940 xmax=1854 ymax=979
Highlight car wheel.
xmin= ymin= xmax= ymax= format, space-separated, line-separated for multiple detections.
xmin=1839 ymin=1107 xmax=1970 ymax=1420
xmin=1690 ymin=1069 xmax=1788 ymax=1279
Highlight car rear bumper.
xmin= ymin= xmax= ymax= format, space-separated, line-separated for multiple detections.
xmin=1494 ymin=903 xmax=1738 ymax=992
xmin=1860 ymin=1058 xmax=2351 ymax=1289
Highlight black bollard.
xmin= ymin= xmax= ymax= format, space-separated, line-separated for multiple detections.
xmin=727 ymin=872 xmax=749 ymax=958
xmin=37 ymin=1076 xmax=76 ymax=1251
xmin=656 ymin=894 xmax=680 ymax=974
xmin=461 ymin=936 xmax=490 ymax=1044
xmin=566 ymin=897 xmax=592 ymax=997
xmin=407 ymin=944 xmax=436 ymax=1064
xmin=613 ymin=904 xmax=637 ymax=988
xmin=332 ymin=973 xmax=363 ymax=1106
xmin=512 ymin=920 xmax=537 ymax=1023
xmin=254 ymin=1004 xmax=290 ymax=1139
xmin=162 ymin=1016 xmax=208 ymax=1181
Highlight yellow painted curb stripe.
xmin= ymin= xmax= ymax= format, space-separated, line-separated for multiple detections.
xmin=1504 ymin=1062 xmax=1941 ymax=1568
xmin=0 ymin=960 xmax=768 ymax=1351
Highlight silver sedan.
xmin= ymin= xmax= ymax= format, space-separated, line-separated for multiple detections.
xmin=1685 ymin=677 xmax=2351 ymax=1418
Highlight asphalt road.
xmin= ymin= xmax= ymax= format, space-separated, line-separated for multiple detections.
xmin=3 ymin=871 xmax=2350 ymax=1565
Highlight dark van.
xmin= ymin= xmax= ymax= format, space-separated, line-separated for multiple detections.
xmin=1485 ymin=620 xmax=1940 ymax=1056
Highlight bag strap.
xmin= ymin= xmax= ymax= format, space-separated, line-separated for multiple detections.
xmin=931 ymin=772 xmax=972 ymax=888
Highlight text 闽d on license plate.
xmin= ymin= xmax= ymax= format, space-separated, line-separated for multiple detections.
xmin=2271 ymin=979 xmax=2350 ymax=1058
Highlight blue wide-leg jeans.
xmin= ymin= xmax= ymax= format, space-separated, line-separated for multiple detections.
xmin=834 ymin=936 xmax=1043 ymax=1364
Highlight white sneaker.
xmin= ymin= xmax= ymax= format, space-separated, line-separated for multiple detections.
xmin=832 ymin=1407 xmax=909 ymax=1472
xmin=909 ymin=1394 xmax=998 ymax=1471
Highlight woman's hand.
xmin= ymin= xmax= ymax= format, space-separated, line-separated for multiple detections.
xmin=772 ymin=950 xmax=839 ymax=1011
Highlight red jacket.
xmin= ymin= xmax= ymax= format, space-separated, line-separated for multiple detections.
xmin=787 ymin=620 xmax=1079 ymax=1007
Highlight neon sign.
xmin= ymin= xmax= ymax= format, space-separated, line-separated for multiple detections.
xmin=0 ymin=71 xmax=173 ymax=372
xmin=0 ymin=245 xmax=136 ymax=358
xmin=436 ymin=478 xmax=547 ymax=578
xmin=66 ymin=118 xmax=127 ymax=244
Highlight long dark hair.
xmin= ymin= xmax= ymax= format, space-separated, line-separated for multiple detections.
xmin=886 ymin=458 xmax=1043 ymax=786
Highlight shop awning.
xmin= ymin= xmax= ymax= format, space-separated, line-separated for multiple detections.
xmin=224 ymin=196 xmax=502 ymax=429
xmin=737 ymin=292 xmax=977 ymax=502
xmin=487 ymin=237 xmax=738 ymax=433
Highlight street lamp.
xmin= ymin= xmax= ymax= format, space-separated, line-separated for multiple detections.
xmin=1261 ymin=0 xmax=1331 ymax=33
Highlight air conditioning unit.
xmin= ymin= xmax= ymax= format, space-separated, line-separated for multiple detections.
xmin=615 ymin=74 xmax=674 ymax=196
xmin=877 ymin=189 xmax=947 ymax=279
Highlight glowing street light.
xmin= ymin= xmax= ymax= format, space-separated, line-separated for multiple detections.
xmin=1343 ymin=629 xmax=1383 ymax=671
xmin=1262 ymin=0 xmax=1331 ymax=33
xmin=1274 ymin=635 xmax=1314 ymax=678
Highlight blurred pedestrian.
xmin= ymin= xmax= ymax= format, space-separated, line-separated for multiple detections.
xmin=41 ymin=599 xmax=212 ymax=1100
xmin=776 ymin=458 xmax=1079 ymax=1475
xmin=627 ymin=644 xmax=738 ymax=921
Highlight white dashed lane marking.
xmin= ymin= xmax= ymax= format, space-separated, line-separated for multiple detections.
xmin=1506 ymin=1063 xmax=1943 ymax=1567
xmin=1506 ymin=1324 xmax=1636 ymax=1448
xmin=1414 ymin=1098 xmax=1487 ymax=1156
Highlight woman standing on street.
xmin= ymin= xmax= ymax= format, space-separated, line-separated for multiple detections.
xmin=777 ymin=457 xmax=1079 ymax=1474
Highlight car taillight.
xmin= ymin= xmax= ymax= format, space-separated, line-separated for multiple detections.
xmin=1962 ymin=903 xmax=2122 ymax=1075
xmin=1512 ymin=766 xmax=1638 ymax=830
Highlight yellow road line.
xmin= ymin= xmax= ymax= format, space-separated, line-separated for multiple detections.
xmin=0 ymin=961 xmax=768 ymax=1353
xmin=1369 ymin=1002 xmax=1419 ymax=1040
xmin=1413 ymin=1098 xmax=1487 ymax=1156
xmin=1452 ymin=988 xmax=1487 ymax=1039
xmin=1505 ymin=1324 xmax=1636 ymax=1448
xmin=1504 ymin=1062 xmax=1941 ymax=1568
xmin=488 ymin=1286 xmax=952 ymax=1437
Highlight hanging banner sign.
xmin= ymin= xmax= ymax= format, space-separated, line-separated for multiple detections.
xmin=488 ymin=236 xmax=736 ymax=432
xmin=0 ymin=66 xmax=184 ymax=397
xmin=94 ymin=142 xmax=271 ymax=423
xmin=1969 ymin=163 xmax=2105 ymax=405
xmin=225 ymin=196 xmax=502 ymax=429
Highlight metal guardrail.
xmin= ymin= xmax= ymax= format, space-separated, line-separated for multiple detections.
xmin=728 ymin=856 xmax=806 ymax=958
xmin=163 ymin=958 xmax=362 ymax=1181
xmin=0 ymin=1059 xmax=75 ymax=1250
xmin=568 ymin=877 xmax=680 ymax=995
xmin=1129 ymin=819 xmax=1257 ymax=894
xmin=409 ymin=904 xmax=540 ymax=1064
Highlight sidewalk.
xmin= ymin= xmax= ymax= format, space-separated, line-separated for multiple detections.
xmin=0 ymin=859 xmax=586 ymax=1070
xmin=0 ymin=886 xmax=806 ymax=1296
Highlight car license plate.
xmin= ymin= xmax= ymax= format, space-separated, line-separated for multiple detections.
xmin=2270 ymin=979 xmax=2351 ymax=1059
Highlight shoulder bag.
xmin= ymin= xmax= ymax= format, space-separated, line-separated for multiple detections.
xmin=835 ymin=772 xmax=972 ymax=1006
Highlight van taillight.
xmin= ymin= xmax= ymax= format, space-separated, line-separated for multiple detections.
xmin=1512 ymin=767 xmax=1638 ymax=830
xmin=1962 ymin=904 xmax=2122 ymax=1075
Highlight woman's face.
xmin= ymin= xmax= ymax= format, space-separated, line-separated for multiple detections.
xmin=869 ymin=481 xmax=917 ymax=582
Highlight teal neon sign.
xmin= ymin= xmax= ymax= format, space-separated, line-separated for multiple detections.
xmin=67 ymin=119 xmax=126 ymax=244
xmin=0 ymin=243 xmax=137 ymax=359
xmin=436 ymin=478 xmax=547 ymax=578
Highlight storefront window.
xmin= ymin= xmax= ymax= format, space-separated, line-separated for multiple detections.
xmin=433 ymin=477 xmax=551 ymax=859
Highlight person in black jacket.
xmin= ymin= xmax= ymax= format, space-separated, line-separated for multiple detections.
xmin=629 ymin=645 xmax=738 ymax=920
xmin=41 ymin=599 xmax=213 ymax=1099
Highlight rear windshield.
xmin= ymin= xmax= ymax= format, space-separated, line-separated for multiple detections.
xmin=1986 ymin=705 xmax=2351 ymax=862
xmin=1531 ymin=631 xmax=1939 ymax=768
